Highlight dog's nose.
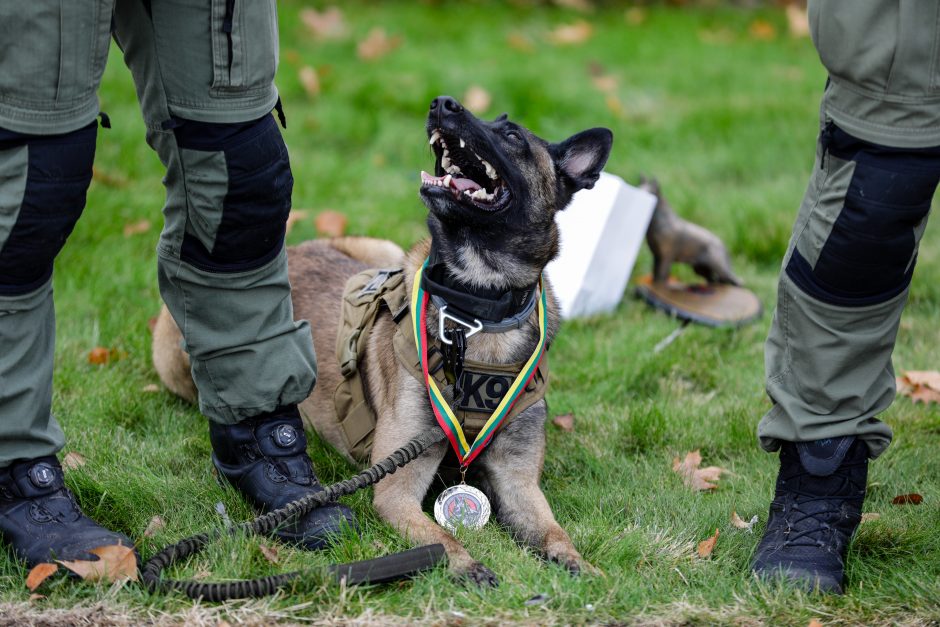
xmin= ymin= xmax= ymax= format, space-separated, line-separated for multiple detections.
xmin=430 ymin=96 xmax=463 ymax=116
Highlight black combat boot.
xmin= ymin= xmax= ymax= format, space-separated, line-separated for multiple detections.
xmin=209 ymin=406 xmax=358 ymax=550
xmin=0 ymin=456 xmax=134 ymax=567
xmin=751 ymin=436 xmax=868 ymax=593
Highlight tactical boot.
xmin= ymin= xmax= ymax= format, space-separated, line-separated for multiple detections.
xmin=751 ymin=436 xmax=868 ymax=593
xmin=0 ymin=456 xmax=134 ymax=567
xmin=209 ymin=406 xmax=357 ymax=550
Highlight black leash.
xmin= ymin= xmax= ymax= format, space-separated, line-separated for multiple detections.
xmin=142 ymin=428 xmax=448 ymax=601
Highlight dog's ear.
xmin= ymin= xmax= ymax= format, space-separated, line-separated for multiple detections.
xmin=551 ymin=128 xmax=613 ymax=196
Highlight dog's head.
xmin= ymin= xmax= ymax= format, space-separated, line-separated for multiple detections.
xmin=420 ymin=96 xmax=613 ymax=289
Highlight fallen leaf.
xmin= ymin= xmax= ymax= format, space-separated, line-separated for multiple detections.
xmin=697 ymin=528 xmax=719 ymax=558
xmin=672 ymin=450 xmax=727 ymax=491
xmin=61 ymin=452 xmax=87 ymax=471
xmin=902 ymin=370 xmax=940 ymax=390
xmin=786 ymin=4 xmax=810 ymax=38
xmin=910 ymin=385 xmax=940 ymax=404
xmin=142 ymin=383 xmax=160 ymax=393
xmin=463 ymin=85 xmax=492 ymax=114
xmin=299 ymin=7 xmax=348 ymax=40
xmin=604 ymin=94 xmax=625 ymax=118
xmin=807 ymin=620 xmax=823 ymax=627
xmin=57 ymin=544 xmax=138 ymax=583
xmin=698 ymin=28 xmax=734 ymax=45
xmin=143 ymin=515 xmax=166 ymax=538
xmin=730 ymin=511 xmax=757 ymax=532
xmin=861 ymin=512 xmax=881 ymax=523
xmin=891 ymin=493 xmax=923 ymax=505
xmin=552 ymin=413 xmax=574 ymax=432
xmin=92 ymin=167 xmax=128 ymax=188
xmin=122 ymin=219 xmax=151 ymax=238
xmin=506 ymin=31 xmax=534 ymax=53
xmin=315 ymin=210 xmax=348 ymax=237
xmin=548 ymin=20 xmax=593 ymax=46
xmin=29 ymin=593 xmax=46 ymax=602
xmin=26 ymin=563 xmax=59 ymax=591
xmin=357 ymin=28 xmax=402 ymax=61
xmin=591 ymin=74 xmax=617 ymax=93
xmin=88 ymin=347 xmax=110 ymax=365
xmin=298 ymin=66 xmax=320 ymax=98
xmin=286 ymin=209 xmax=310 ymax=235
xmin=259 ymin=543 xmax=279 ymax=564
xmin=624 ymin=7 xmax=647 ymax=26
xmin=749 ymin=19 xmax=777 ymax=41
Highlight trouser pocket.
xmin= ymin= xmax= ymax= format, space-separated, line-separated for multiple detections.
xmin=209 ymin=0 xmax=278 ymax=94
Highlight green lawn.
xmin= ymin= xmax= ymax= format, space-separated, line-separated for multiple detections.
xmin=2 ymin=2 xmax=939 ymax=625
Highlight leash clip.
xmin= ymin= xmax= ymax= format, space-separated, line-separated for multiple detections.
xmin=438 ymin=305 xmax=482 ymax=345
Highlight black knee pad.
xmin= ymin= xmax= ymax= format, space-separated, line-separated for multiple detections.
xmin=0 ymin=122 xmax=97 ymax=295
xmin=174 ymin=114 xmax=292 ymax=273
xmin=787 ymin=125 xmax=940 ymax=306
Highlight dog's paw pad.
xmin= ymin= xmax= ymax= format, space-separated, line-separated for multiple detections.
xmin=462 ymin=562 xmax=499 ymax=588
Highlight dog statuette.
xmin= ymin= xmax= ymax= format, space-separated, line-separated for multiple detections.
xmin=434 ymin=484 xmax=491 ymax=533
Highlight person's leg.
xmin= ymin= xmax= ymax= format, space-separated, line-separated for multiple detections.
xmin=112 ymin=0 xmax=354 ymax=547
xmin=753 ymin=116 xmax=940 ymax=592
xmin=0 ymin=0 xmax=133 ymax=566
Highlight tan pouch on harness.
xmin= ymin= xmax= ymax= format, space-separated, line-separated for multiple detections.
xmin=334 ymin=268 xmax=549 ymax=465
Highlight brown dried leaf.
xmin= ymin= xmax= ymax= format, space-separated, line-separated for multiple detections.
xmin=92 ymin=167 xmax=129 ymax=188
xmin=808 ymin=620 xmax=824 ymax=627
xmin=61 ymin=452 xmax=87 ymax=471
xmin=299 ymin=7 xmax=348 ymax=41
xmin=463 ymin=85 xmax=492 ymax=115
xmin=315 ymin=210 xmax=348 ymax=237
xmin=697 ymin=528 xmax=719 ymax=558
xmin=357 ymin=28 xmax=402 ymax=61
xmin=57 ymin=544 xmax=138 ymax=583
xmin=548 ymin=21 xmax=593 ymax=46
xmin=730 ymin=511 xmax=757 ymax=532
xmin=891 ymin=493 xmax=923 ymax=505
xmin=624 ymin=7 xmax=647 ymax=26
xmin=122 ymin=219 xmax=152 ymax=238
xmin=591 ymin=74 xmax=617 ymax=93
xmin=902 ymin=370 xmax=940 ymax=390
xmin=748 ymin=19 xmax=777 ymax=41
xmin=552 ymin=413 xmax=574 ymax=432
xmin=259 ymin=543 xmax=279 ymax=564
xmin=553 ymin=0 xmax=593 ymax=12
xmin=506 ymin=31 xmax=534 ymax=53
xmin=26 ymin=563 xmax=59 ymax=591
xmin=298 ymin=66 xmax=320 ymax=98
xmin=672 ymin=450 xmax=727 ymax=491
xmin=142 ymin=383 xmax=160 ymax=393
xmin=285 ymin=209 xmax=310 ymax=235
xmin=910 ymin=385 xmax=940 ymax=404
xmin=786 ymin=4 xmax=810 ymax=38
xmin=861 ymin=512 xmax=881 ymax=523
xmin=143 ymin=515 xmax=165 ymax=538
xmin=88 ymin=347 xmax=110 ymax=365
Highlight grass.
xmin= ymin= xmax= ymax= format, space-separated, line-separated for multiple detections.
xmin=2 ymin=1 xmax=939 ymax=625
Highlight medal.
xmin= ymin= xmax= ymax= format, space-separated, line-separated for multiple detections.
xmin=434 ymin=483 xmax=491 ymax=533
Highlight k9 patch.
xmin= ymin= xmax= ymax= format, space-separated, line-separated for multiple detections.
xmin=457 ymin=369 xmax=513 ymax=412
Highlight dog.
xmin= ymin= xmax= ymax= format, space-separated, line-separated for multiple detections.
xmin=153 ymin=95 xmax=612 ymax=585
xmin=640 ymin=177 xmax=742 ymax=286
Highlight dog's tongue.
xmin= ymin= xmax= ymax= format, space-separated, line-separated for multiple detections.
xmin=420 ymin=171 xmax=482 ymax=193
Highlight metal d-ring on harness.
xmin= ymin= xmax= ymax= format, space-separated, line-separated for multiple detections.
xmin=141 ymin=428 xmax=448 ymax=601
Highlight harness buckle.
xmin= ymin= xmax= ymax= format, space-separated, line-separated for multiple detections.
xmin=438 ymin=305 xmax=482 ymax=345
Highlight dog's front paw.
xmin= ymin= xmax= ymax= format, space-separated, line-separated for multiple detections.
xmin=457 ymin=561 xmax=499 ymax=588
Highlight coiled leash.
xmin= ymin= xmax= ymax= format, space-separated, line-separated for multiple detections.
xmin=142 ymin=428 xmax=448 ymax=601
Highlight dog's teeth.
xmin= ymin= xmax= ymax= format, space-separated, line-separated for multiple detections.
xmin=459 ymin=138 xmax=466 ymax=148
xmin=463 ymin=190 xmax=472 ymax=196
xmin=481 ymin=160 xmax=498 ymax=180
xmin=470 ymin=188 xmax=488 ymax=200
xmin=445 ymin=163 xmax=462 ymax=175
xmin=442 ymin=174 xmax=452 ymax=187
xmin=441 ymin=154 xmax=451 ymax=170
xmin=429 ymin=130 xmax=440 ymax=146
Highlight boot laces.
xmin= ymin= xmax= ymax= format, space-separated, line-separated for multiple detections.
xmin=777 ymin=460 xmax=865 ymax=549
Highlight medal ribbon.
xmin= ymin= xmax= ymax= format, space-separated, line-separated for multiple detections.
xmin=411 ymin=258 xmax=547 ymax=467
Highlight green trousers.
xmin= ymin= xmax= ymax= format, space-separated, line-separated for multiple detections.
xmin=0 ymin=0 xmax=317 ymax=467
xmin=760 ymin=0 xmax=940 ymax=458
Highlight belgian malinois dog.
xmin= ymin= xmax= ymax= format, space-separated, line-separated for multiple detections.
xmin=153 ymin=96 xmax=612 ymax=585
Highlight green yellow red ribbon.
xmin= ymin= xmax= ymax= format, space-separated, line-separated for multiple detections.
xmin=411 ymin=258 xmax=547 ymax=467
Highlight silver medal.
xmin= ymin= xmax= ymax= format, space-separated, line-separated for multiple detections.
xmin=434 ymin=484 xmax=491 ymax=533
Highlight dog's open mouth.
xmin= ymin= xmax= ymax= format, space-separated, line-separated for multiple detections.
xmin=421 ymin=128 xmax=508 ymax=211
